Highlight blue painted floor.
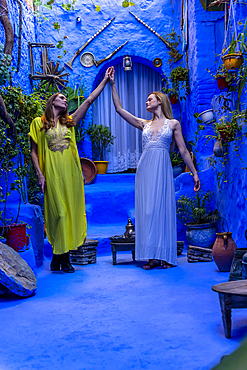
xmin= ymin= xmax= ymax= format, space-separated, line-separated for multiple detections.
xmin=1 ymin=251 xmax=247 ymax=370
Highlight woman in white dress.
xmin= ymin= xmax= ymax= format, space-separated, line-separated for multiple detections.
xmin=108 ymin=67 xmax=200 ymax=269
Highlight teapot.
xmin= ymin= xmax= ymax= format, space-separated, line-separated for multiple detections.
xmin=124 ymin=218 xmax=135 ymax=238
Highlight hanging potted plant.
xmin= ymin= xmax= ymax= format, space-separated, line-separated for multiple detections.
xmin=162 ymin=65 xmax=190 ymax=104
xmin=177 ymin=190 xmax=220 ymax=248
xmin=222 ymin=20 xmax=247 ymax=70
xmin=215 ymin=65 xmax=237 ymax=91
xmin=86 ymin=124 xmax=115 ymax=174
xmin=195 ymin=109 xmax=215 ymax=124
xmin=215 ymin=110 xmax=242 ymax=143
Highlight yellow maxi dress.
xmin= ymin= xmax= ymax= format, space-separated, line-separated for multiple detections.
xmin=29 ymin=117 xmax=87 ymax=254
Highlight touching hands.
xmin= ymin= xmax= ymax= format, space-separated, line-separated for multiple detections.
xmin=107 ymin=66 xmax=115 ymax=85
xmin=193 ymin=173 xmax=200 ymax=192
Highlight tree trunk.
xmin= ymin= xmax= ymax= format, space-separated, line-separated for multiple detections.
xmin=0 ymin=0 xmax=14 ymax=57
xmin=0 ymin=94 xmax=17 ymax=146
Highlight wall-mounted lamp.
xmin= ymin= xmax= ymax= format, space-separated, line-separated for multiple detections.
xmin=123 ymin=55 xmax=132 ymax=71
xmin=76 ymin=17 xmax=81 ymax=23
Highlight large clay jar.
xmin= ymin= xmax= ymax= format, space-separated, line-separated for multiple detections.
xmin=212 ymin=232 xmax=237 ymax=272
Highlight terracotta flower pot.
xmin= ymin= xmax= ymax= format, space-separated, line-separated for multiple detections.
xmin=222 ymin=53 xmax=244 ymax=70
xmin=212 ymin=232 xmax=237 ymax=272
xmin=218 ymin=126 xmax=236 ymax=142
xmin=169 ymin=96 xmax=178 ymax=105
xmin=216 ymin=76 xmax=229 ymax=91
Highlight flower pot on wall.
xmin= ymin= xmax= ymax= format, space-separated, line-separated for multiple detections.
xmin=198 ymin=109 xmax=215 ymax=124
xmin=94 ymin=161 xmax=109 ymax=174
xmin=218 ymin=126 xmax=236 ymax=142
xmin=212 ymin=232 xmax=237 ymax=272
xmin=169 ymin=96 xmax=178 ymax=105
xmin=3 ymin=223 xmax=27 ymax=252
xmin=222 ymin=53 xmax=244 ymax=70
xmin=216 ymin=76 xmax=229 ymax=91
xmin=185 ymin=221 xmax=217 ymax=249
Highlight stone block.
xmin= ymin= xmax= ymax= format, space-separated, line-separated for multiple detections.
xmin=0 ymin=242 xmax=37 ymax=297
xmin=187 ymin=245 xmax=213 ymax=263
xmin=69 ymin=239 xmax=98 ymax=265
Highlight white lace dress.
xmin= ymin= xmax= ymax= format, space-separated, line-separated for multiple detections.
xmin=135 ymin=119 xmax=177 ymax=265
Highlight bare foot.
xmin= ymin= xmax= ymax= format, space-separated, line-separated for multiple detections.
xmin=161 ymin=261 xmax=173 ymax=269
xmin=143 ymin=259 xmax=160 ymax=270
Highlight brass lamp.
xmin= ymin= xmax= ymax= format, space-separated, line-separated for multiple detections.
xmin=123 ymin=55 xmax=132 ymax=71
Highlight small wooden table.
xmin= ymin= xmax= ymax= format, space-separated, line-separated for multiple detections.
xmin=110 ymin=241 xmax=135 ymax=265
xmin=212 ymin=280 xmax=247 ymax=338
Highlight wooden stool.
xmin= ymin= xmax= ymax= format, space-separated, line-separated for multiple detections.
xmin=212 ymin=280 xmax=247 ymax=338
xmin=110 ymin=241 xmax=135 ymax=265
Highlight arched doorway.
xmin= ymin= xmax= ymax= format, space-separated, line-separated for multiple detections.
xmin=92 ymin=62 xmax=162 ymax=173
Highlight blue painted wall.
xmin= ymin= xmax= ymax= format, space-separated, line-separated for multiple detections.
xmin=0 ymin=0 xmax=36 ymax=92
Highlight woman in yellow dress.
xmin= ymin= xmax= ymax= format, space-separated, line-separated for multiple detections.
xmin=29 ymin=69 xmax=111 ymax=272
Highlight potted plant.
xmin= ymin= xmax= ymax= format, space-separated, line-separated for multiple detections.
xmin=177 ymin=190 xmax=219 ymax=248
xmin=86 ymin=124 xmax=115 ymax=174
xmin=162 ymin=87 xmax=179 ymax=104
xmin=195 ymin=109 xmax=215 ymax=124
xmin=162 ymin=66 xmax=190 ymax=103
xmin=222 ymin=19 xmax=247 ymax=70
xmin=170 ymin=151 xmax=185 ymax=178
xmin=0 ymin=86 xmax=44 ymax=251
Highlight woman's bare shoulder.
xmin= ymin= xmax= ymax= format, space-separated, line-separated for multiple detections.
xmin=142 ymin=119 xmax=151 ymax=128
xmin=169 ymin=119 xmax=180 ymax=130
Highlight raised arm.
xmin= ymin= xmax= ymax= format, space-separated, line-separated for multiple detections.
xmin=172 ymin=119 xmax=200 ymax=191
xmin=30 ymin=139 xmax=46 ymax=193
xmin=109 ymin=67 xmax=144 ymax=130
xmin=71 ymin=67 xmax=111 ymax=124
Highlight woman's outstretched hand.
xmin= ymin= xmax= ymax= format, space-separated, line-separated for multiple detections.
xmin=193 ymin=173 xmax=200 ymax=192
xmin=108 ymin=66 xmax=115 ymax=85
xmin=104 ymin=67 xmax=112 ymax=82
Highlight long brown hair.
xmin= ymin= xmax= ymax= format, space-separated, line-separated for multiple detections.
xmin=148 ymin=91 xmax=173 ymax=120
xmin=41 ymin=93 xmax=75 ymax=131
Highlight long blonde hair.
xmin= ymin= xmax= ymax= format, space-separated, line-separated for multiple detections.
xmin=148 ymin=91 xmax=173 ymax=120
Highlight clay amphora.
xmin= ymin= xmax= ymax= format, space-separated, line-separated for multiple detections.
xmin=212 ymin=232 xmax=237 ymax=272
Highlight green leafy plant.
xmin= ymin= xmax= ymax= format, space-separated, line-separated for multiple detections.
xmin=193 ymin=96 xmax=247 ymax=187
xmin=177 ymin=190 xmax=219 ymax=225
xmin=223 ymin=19 xmax=247 ymax=55
xmin=0 ymin=43 xmax=15 ymax=86
xmin=122 ymin=0 xmax=135 ymax=7
xmin=162 ymin=66 xmax=190 ymax=101
xmin=163 ymin=29 xmax=183 ymax=66
xmin=86 ymin=124 xmax=115 ymax=161
xmin=170 ymin=151 xmax=184 ymax=167
xmin=206 ymin=64 xmax=237 ymax=91
xmin=0 ymin=86 xmax=44 ymax=226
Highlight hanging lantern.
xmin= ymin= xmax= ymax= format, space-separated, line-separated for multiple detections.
xmin=123 ymin=55 xmax=132 ymax=71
